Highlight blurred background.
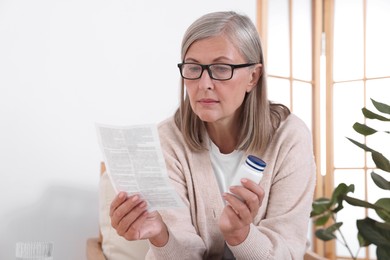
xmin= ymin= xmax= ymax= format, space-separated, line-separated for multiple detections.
xmin=1 ymin=0 xmax=390 ymax=259
xmin=0 ymin=0 xmax=256 ymax=259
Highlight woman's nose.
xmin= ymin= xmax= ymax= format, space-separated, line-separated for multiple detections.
xmin=198 ymin=69 xmax=214 ymax=90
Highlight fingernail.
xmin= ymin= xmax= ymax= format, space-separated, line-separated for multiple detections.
xmin=241 ymin=178 xmax=247 ymax=183
xmin=132 ymin=195 xmax=139 ymax=202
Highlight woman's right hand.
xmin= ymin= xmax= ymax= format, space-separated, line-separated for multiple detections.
xmin=110 ymin=192 xmax=169 ymax=246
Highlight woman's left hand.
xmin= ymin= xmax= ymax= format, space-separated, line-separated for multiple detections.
xmin=219 ymin=178 xmax=264 ymax=245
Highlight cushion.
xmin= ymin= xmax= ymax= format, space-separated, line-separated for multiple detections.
xmin=99 ymin=171 xmax=149 ymax=260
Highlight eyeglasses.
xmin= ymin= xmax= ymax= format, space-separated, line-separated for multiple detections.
xmin=177 ymin=62 xmax=257 ymax=81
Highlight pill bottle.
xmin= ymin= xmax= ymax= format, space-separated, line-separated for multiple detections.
xmin=230 ymin=155 xmax=266 ymax=187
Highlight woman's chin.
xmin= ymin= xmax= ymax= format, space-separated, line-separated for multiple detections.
xmin=197 ymin=114 xmax=218 ymax=123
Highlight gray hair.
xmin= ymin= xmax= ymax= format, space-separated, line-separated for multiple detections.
xmin=181 ymin=11 xmax=263 ymax=64
xmin=174 ymin=11 xmax=289 ymax=153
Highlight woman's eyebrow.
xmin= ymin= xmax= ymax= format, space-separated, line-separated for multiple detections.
xmin=184 ymin=56 xmax=233 ymax=63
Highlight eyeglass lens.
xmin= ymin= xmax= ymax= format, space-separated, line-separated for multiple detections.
xmin=181 ymin=64 xmax=233 ymax=80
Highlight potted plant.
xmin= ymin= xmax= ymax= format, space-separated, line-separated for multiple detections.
xmin=311 ymin=98 xmax=390 ymax=260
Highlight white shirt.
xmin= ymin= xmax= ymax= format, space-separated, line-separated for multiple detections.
xmin=209 ymin=140 xmax=244 ymax=193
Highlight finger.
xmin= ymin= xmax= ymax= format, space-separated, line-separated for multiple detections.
xmin=110 ymin=194 xmax=142 ymax=227
xmin=124 ymin=210 xmax=150 ymax=240
xmin=223 ymin=192 xmax=252 ymax=222
xmin=229 ymin=185 xmax=258 ymax=209
xmin=116 ymin=200 xmax=148 ymax=238
xmin=232 ymin=180 xmax=264 ymax=212
xmin=225 ymin=204 xmax=241 ymax=220
xmin=237 ymin=187 xmax=260 ymax=213
xmin=240 ymin=179 xmax=264 ymax=201
xmin=123 ymin=211 xmax=149 ymax=240
xmin=232 ymin=186 xmax=259 ymax=213
xmin=110 ymin=192 xmax=128 ymax=217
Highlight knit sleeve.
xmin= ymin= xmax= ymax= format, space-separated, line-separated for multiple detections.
xmin=228 ymin=114 xmax=316 ymax=259
xmin=146 ymin=118 xmax=207 ymax=260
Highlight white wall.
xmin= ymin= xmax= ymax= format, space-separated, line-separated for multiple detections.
xmin=0 ymin=1 xmax=256 ymax=259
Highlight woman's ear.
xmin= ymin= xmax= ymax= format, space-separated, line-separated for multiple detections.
xmin=246 ymin=64 xmax=262 ymax=92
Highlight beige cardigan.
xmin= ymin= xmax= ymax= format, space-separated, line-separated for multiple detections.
xmin=146 ymin=114 xmax=316 ymax=260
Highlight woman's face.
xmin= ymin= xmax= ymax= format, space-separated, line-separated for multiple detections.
xmin=183 ymin=35 xmax=261 ymax=126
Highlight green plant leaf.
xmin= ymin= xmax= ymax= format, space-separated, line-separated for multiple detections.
xmin=346 ymin=140 xmax=389 ymax=171
xmin=375 ymin=199 xmax=390 ymax=222
xmin=330 ymin=183 xmax=354 ymax=213
xmin=314 ymin=213 xmax=331 ymax=226
xmin=346 ymin=137 xmax=374 ymax=152
xmin=375 ymin=222 xmax=390 ymax=231
xmin=353 ymin=122 xmax=378 ymax=136
xmin=372 ymin=98 xmax=390 ymax=115
xmin=372 ymin=152 xmax=390 ymax=173
xmin=357 ymin=218 xmax=390 ymax=247
xmin=362 ymin=108 xmax=390 ymax=121
xmin=371 ymin=171 xmax=390 ymax=190
xmin=314 ymin=222 xmax=343 ymax=242
xmin=326 ymin=222 xmax=343 ymax=233
xmin=330 ymin=183 xmax=354 ymax=204
xmin=377 ymin=245 xmax=390 ymax=260
xmin=344 ymin=195 xmax=383 ymax=210
xmin=315 ymin=229 xmax=337 ymax=241
xmin=311 ymin=198 xmax=331 ymax=217
xmin=358 ymin=232 xmax=371 ymax=247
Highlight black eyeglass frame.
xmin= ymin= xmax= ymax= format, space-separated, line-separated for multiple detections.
xmin=177 ymin=62 xmax=258 ymax=81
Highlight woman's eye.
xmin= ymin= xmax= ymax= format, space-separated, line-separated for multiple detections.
xmin=189 ymin=66 xmax=201 ymax=72
xmin=213 ymin=65 xmax=230 ymax=73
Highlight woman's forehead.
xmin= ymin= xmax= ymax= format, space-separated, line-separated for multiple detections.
xmin=185 ymin=36 xmax=243 ymax=63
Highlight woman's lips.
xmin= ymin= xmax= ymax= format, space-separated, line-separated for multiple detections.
xmin=198 ymin=98 xmax=219 ymax=104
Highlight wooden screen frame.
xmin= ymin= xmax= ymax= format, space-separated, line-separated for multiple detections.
xmin=256 ymin=0 xmax=327 ymax=257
